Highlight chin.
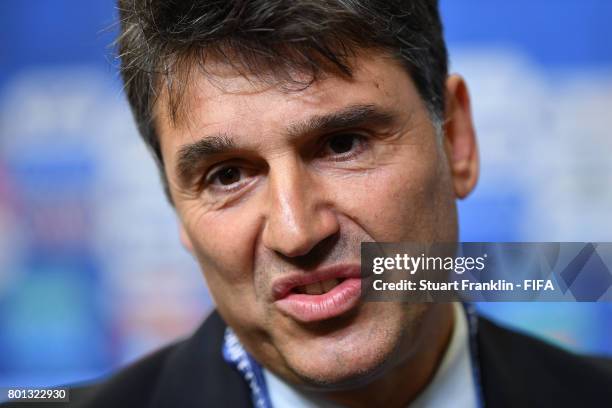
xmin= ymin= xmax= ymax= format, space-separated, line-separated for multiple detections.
xmin=280 ymin=303 xmax=414 ymax=390
xmin=292 ymin=344 xmax=398 ymax=391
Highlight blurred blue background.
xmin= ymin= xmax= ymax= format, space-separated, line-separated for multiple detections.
xmin=0 ymin=0 xmax=610 ymax=388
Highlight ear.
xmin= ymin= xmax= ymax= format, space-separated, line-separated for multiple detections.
xmin=179 ymin=223 xmax=194 ymax=253
xmin=443 ymin=74 xmax=479 ymax=199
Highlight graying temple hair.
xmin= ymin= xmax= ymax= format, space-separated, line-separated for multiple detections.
xmin=116 ymin=0 xmax=448 ymax=200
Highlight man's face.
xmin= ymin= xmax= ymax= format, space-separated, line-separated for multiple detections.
xmin=157 ymin=51 xmax=475 ymax=387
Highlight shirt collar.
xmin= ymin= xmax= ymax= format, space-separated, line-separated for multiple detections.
xmin=407 ymin=302 xmax=478 ymax=408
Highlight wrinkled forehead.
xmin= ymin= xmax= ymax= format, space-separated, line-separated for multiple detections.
xmin=151 ymin=48 xmax=405 ymax=131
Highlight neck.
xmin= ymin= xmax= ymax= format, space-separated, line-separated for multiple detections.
xmin=323 ymin=303 xmax=455 ymax=408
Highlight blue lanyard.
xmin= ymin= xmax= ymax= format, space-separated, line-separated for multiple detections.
xmin=223 ymin=303 xmax=485 ymax=408
xmin=222 ymin=328 xmax=272 ymax=408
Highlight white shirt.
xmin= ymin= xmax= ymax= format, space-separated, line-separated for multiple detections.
xmin=263 ymin=303 xmax=478 ymax=408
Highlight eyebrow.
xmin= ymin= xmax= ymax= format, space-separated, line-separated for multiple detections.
xmin=174 ymin=103 xmax=396 ymax=186
xmin=287 ymin=103 xmax=396 ymax=139
xmin=176 ymin=134 xmax=236 ymax=186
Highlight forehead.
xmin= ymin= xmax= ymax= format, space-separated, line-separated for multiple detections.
xmin=155 ymin=50 xmax=424 ymax=151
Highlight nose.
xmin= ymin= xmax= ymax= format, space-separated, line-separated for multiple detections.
xmin=262 ymin=157 xmax=339 ymax=258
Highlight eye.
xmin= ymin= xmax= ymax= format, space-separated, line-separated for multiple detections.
xmin=206 ymin=165 xmax=248 ymax=189
xmin=213 ymin=166 xmax=241 ymax=186
xmin=321 ymin=133 xmax=368 ymax=159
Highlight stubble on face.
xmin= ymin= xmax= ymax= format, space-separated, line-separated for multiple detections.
xmin=155 ymin=49 xmax=458 ymax=393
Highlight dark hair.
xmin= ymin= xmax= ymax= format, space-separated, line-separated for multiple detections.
xmin=116 ymin=0 xmax=448 ymax=200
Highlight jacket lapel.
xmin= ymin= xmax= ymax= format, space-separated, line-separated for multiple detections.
xmin=477 ymin=317 xmax=530 ymax=407
xmin=150 ymin=311 xmax=252 ymax=408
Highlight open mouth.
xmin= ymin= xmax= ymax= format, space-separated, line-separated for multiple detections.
xmin=273 ymin=265 xmax=362 ymax=323
xmin=292 ymin=278 xmax=346 ymax=295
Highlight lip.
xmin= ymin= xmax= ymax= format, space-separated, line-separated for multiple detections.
xmin=272 ymin=264 xmax=362 ymax=323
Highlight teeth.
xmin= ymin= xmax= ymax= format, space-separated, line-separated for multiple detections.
xmin=303 ymin=282 xmax=324 ymax=295
xmin=299 ymin=278 xmax=341 ymax=295
xmin=321 ymin=278 xmax=340 ymax=293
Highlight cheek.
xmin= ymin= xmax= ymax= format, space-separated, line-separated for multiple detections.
xmin=334 ymin=146 xmax=451 ymax=242
xmin=179 ymin=202 xmax=265 ymax=321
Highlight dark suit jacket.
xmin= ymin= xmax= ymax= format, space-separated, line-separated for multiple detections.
xmin=4 ymin=311 xmax=612 ymax=407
